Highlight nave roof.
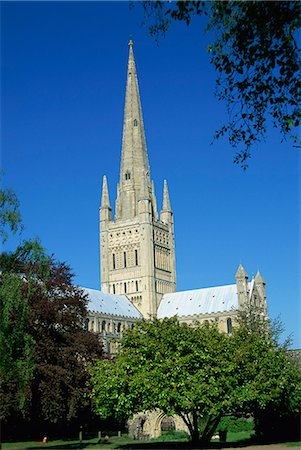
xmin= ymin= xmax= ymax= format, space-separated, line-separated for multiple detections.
xmin=83 ymin=288 xmax=142 ymax=319
xmin=157 ymin=283 xmax=252 ymax=319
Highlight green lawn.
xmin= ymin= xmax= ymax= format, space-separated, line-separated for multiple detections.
xmin=1 ymin=436 xmax=135 ymax=450
xmin=211 ymin=430 xmax=255 ymax=443
xmin=2 ymin=433 xmax=301 ymax=450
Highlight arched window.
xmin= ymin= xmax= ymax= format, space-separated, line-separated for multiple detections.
xmin=133 ymin=119 xmax=138 ymax=127
xmin=112 ymin=253 xmax=116 ymax=269
xmin=124 ymin=282 xmax=127 ymax=294
xmin=117 ymin=323 xmax=121 ymax=333
xmin=135 ymin=249 xmax=138 ymax=266
xmin=227 ymin=318 xmax=233 ymax=334
xmin=125 ymin=171 xmax=131 ymax=180
xmin=102 ymin=320 xmax=106 ymax=332
xmin=113 ymin=283 xmax=116 ymax=294
xmin=124 ymin=251 xmax=127 ymax=268
xmin=136 ymin=280 xmax=139 ymax=292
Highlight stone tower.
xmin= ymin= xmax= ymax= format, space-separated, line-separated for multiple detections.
xmin=100 ymin=41 xmax=176 ymax=318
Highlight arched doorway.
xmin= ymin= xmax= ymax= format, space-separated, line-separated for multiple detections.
xmin=161 ymin=416 xmax=175 ymax=432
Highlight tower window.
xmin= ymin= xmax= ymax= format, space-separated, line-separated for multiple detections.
xmin=124 ymin=282 xmax=127 ymax=294
xmin=136 ymin=280 xmax=139 ymax=292
xmin=124 ymin=251 xmax=127 ymax=268
xmin=135 ymin=249 xmax=138 ymax=266
xmin=227 ymin=318 xmax=233 ymax=334
xmin=133 ymin=119 xmax=138 ymax=127
xmin=112 ymin=253 xmax=116 ymax=269
xmin=113 ymin=283 xmax=116 ymax=294
xmin=125 ymin=171 xmax=131 ymax=180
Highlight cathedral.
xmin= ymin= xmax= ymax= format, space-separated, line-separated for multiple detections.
xmin=84 ymin=41 xmax=268 ymax=356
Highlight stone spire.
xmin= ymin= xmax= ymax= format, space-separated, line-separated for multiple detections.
xmin=235 ymin=263 xmax=248 ymax=280
xmin=115 ymin=40 xmax=151 ymax=220
xmin=100 ymin=175 xmax=112 ymax=222
xmin=255 ymin=270 xmax=267 ymax=316
xmin=101 ymin=175 xmax=110 ymax=208
xmin=255 ymin=270 xmax=265 ymax=284
xmin=160 ymin=179 xmax=173 ymax=224
xmin=235 ymin=263 xmax=249 ymax=307
xmin=162 ymin=179 xmax=171 ymax=212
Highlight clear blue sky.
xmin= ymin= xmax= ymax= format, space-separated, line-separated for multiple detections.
xmin=1 ymin=2 xmax=300 ymax=348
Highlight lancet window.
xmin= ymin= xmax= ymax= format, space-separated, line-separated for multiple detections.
xmin=227 ymin=318 xmax=233 ymax=334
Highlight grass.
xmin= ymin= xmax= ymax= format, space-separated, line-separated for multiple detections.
xmin=1 ymin=436 xmax=131 ymax=450
xmin=149 ymin=430 xmax=188 ymax=443
xmin=2 ymin=433 xmax=301 ymax=450
xmin=211 ymin=430 xmax=255 ymax=443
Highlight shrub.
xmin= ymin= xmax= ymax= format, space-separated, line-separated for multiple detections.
xmin=216 ymin=416 xmax=254 ymax=433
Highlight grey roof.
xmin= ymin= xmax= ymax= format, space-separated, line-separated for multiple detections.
xmin=157 ymin=283 xmax=251 ymax=319
xmin=83 ymin=288 xmax=142 ymax=319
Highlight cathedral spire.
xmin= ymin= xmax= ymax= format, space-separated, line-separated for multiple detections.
xmin=100 ymin=43 xmax=177 ymax=315
xmin=115 ymin=41 xmax=151 ymax=220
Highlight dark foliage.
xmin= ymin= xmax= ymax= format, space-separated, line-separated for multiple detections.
xmin=0 ymin=241 xmax=103 ymax=440
xmin=254 ymin=407 xmax=301 ymax=442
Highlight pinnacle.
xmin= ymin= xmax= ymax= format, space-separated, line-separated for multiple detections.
xmin=255 ymin=270 xmax=265 ymax=284
xmin=139 ymin=172 xmax=149 ymax=200
xmin=235 ymin=263 xmax=248 ymax=279
xmin=162 ymin=179 xmax=171 ymax=212
xmin=101 ymin=175 xmax=110 ymax=208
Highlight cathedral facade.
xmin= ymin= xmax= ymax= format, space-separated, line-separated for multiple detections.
xmin=84 ymin=42 xmax=268 ymax=438
xmin=86 ymin=42 xmax=268 ymax=356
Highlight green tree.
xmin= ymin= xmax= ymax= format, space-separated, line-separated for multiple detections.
xmin=0 ymin=272 xmax=35 ymax=420
xmin=0 ymin=187 xmax=23 ymax=243
xmin=0 ymin=240 xmax=103 ymax=435
xmin=141 ymin=1 xmax=301 ymax=168
xmin=0 ymin=239 xmax=47 ymax=421
xmin=233 ymin=307 xmax=301 ymax=441
xmin=89 ymin=316 xmax=301 ymax=444
xmin=89 ymin=318 xmax=238 ymax=444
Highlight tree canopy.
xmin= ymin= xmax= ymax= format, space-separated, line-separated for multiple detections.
xmin=0 ymin=240 xmax=102 ymax=437
xmin=140 ymin=1 xmax=301 ymax=168
xmin=89 ymin=316 xmax=301 ymax=443
xmin=0 ymin=185 xmax=23 ymax=243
